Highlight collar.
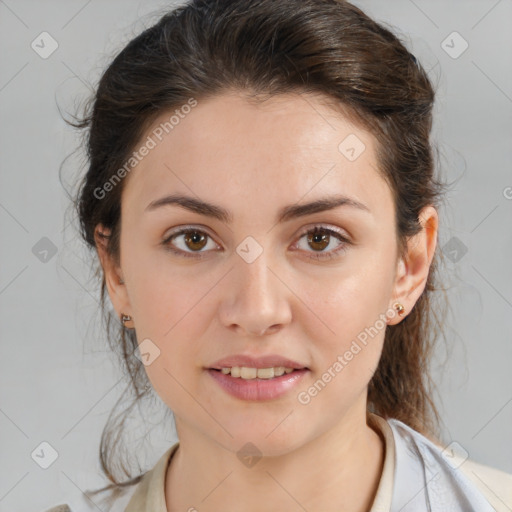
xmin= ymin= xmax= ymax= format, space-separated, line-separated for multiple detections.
xmin=387 ymin=418 xmax=496 ymax=511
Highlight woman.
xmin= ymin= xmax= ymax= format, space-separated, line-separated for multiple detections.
xmin=48 ymin=0 xmax=512 ymax=510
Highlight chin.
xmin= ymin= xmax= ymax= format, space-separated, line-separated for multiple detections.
xmin=214 ymin=415 xmax=309 ymax=457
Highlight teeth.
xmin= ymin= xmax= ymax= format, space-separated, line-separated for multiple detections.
xmin=274 ymin=367 xmax=285 ymax=376
xmin=219 ymin=366 xmax=298 ymax=379
xmin=241 ymin=367 xmax=258 ymax=379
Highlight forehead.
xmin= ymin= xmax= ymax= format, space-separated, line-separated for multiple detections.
xmin=122 ymin=91 xmax=393 ymax=221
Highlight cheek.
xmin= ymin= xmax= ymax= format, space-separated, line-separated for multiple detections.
xmin=298 ymin=264 xmax=391 ymax=387
xmin=295 ymin=282 xmax=386 ymax=417
xmin=302 ymin=262 xmax=391 ymax=341
xmin=126 ymin=263 xmax=215 ymax=393
xmin=123 ymin=241 xmax=213 ymax=337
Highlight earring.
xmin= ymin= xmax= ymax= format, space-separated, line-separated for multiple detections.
xmin=121 ymin=313 xmax=133 ymax=327
xmin=119 ymin=278 xmax=125 ymax=284
xmin=394 ymin=303 xmax=406 ymax=316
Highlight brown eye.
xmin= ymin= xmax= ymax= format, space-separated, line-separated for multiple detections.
xmin=307 ymin=228 xmax=331 ymax=251
xmin=162 ymin=227 xmax=219 ymax=258
xmin=183 ymin=231 xmax=208 ymax=251
xmin=294 ymin=225 xmax=351 ymax=260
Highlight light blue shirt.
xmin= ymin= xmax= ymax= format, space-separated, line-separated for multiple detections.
xmin=388 ymin=418 xmax=504 ymax=511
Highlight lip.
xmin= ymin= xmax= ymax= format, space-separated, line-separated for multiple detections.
xmin=207 ymin=368 xmax=309 ymax=401
xmin=208 ymin=354 xmax=308 ymax=370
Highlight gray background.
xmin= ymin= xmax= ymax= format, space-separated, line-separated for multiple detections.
xmin=1 ymin=0 xmax=511 ymax=511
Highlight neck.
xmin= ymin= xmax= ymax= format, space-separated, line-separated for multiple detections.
xmin=165 ymin=405 xmax=385 ymax=512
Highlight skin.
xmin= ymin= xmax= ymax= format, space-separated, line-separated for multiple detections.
xmin=95 ymin=90 xmax=438 ymax=512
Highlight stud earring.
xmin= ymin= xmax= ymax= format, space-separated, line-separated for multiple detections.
xmin=394 ymin=303 xmax=406 ymax=316
xmin=121 ymin=313 xmax=133 ymax=327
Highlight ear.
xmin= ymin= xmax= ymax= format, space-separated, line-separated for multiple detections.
xmin=387 ymin=206 xmax=438 ymax=325
xmin=94 ymin=223 xmax=133 ymax=322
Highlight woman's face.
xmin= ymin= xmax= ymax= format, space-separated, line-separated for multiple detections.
xmin=99 ymin=91 xmax=427 ymax=455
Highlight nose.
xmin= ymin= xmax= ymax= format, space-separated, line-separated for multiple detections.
xmin=218 ymin=254 xmax=292 ymax=337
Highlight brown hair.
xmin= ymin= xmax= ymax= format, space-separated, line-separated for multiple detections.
xmin=66 ymin=0 xmax=451 ymax=503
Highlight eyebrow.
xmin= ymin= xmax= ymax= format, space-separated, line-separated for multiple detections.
xmin=144 ymin=193 xmax=371 ymax=223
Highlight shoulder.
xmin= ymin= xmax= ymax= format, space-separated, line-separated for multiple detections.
xmin=388 ymin=418 xmax=512 ymax=511
xmin=458 ymin=458 xmax=512 ymax=512
xmin=125 ymin=442 xmax=180 ymax=512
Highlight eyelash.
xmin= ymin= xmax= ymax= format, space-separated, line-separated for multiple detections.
xmin=161 ymin=224 xmax=351 ymax=261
